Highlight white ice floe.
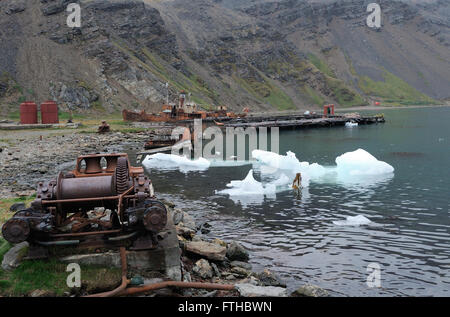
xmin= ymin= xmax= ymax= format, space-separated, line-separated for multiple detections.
xmin=252 ymin=150 xmax=326 ymax=187
xmin=333 ymin=215 xmax=372 ymax=226
xmin=215 ymin=170 xmax=291 ymax=207
xmin=252 ymin=148 xmax=394 ymax=187
xmin=335 ymin=149 xmax=394 ymax=176
xmin=345 ymin=122 xmax=358 ymax=128
xmin=217 ymin=169 xmax=290 ymax=196
xmin=142 ymin=153 xmax=210 ymax=173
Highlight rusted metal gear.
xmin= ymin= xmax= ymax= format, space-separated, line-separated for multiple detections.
xmin=143 ymin=200 xmax=167 ymax=233
xmin=2 ymin=218 xmax=30 ymax=243
xmin=114 ymin=157 xmax=130 ymax=194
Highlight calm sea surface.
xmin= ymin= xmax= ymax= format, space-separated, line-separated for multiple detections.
xmin=129 ymin=107 xmax=450 ymax=296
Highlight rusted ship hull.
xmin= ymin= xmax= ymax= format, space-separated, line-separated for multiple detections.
xmin=122 ymin=109 xmax=245 ymax=123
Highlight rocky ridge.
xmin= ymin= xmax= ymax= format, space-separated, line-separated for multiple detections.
xmin=0 ymin=0 xmax=448 ymax=115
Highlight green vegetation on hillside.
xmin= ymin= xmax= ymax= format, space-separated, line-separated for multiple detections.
xmin=141 ymin=47 xmax=217 ymax=106
xmin=235 ymin=70 xmax=296 ymax=110
xmin=301 ymin=85 xmax=325 ymax=106
xmin=358 ymin=70 xmax=438 ymax=105
xmin=266 ymin=54 xmax=366 ymax=107
xmin=307 ymin=53 xmax=336 ymax=78
xmin=325 ymin=76 xmax=366 ymax=107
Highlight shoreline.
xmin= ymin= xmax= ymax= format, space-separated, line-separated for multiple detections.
xmin=335 ymin=104 xmax=450 ymax=112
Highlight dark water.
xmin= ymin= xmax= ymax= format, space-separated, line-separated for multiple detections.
xmin=129 ymin=107 xmax=450 ymax=296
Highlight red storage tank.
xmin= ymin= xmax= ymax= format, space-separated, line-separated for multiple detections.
xmin=41 ymin=101 xmax=59 ymax=124
xmin=323 ymin=104 xmax=335 ymax=117
xmin=20 ymin=101 xmax=38 ymax=124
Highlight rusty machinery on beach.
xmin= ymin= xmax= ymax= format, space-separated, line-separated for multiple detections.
xmin=1 ymin=153 xmax=168 ymax=250
xmin=98 ymin=121 xmax=111 ymax=133
xmin=2 ymin=153 xmax=236 ymax=296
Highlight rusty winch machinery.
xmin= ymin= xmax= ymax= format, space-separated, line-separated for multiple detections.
xmin=2 ymin=153 xmax=168 ymax=250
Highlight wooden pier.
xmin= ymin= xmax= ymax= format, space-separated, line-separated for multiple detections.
xmin=222 ymin=114 xmax=385 ymax=129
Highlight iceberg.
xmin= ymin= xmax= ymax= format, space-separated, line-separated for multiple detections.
xmin=335 ymin=149 xmax=394 ymax=176
xmin=143 ymin=153 xmax=210 ymax=173
xmin=251 ymin=148 xmax=394 ymax=188
xmin=333 ymin=215 xmax=372 ymax=226
xmin=216 ymin=170 xmax=291 ymax=207
xmin=217 ymin=169 xmax=290 ymax=196
xmin=252 ymin=149 xmax=327 ymax=187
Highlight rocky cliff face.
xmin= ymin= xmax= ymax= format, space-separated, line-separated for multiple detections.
xmin=0 ymin=0 xmax=449 ymax=114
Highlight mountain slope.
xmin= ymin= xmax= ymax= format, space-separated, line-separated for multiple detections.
xmin=0 ymin=0 xmax=449 ymax=115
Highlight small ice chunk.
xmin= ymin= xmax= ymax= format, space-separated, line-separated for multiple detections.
xmin=333 ymin=215 xmax=372 ymax=226
xmin=345 ymin=122 xmax=358 ymax=128
xmin=217 ymin=170 xmax=290 ymax=198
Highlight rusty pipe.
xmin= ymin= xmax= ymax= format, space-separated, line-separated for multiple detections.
xmin=118 ymin=186 xmax=134 ymax=219
xmin=84 ymin=247 xmax=129 ymax=297
xmin=42 ymin=194 xmax=139 ymax=205
xmin=84 ymin=244 xmax=235 ymax=297
xmin=49 ymin=229 xmax=121 ymax=238
xmin=42 ymin=196 xmax=120 ymax=204
xmin=117 ymin=281 xmax=236 ymax=297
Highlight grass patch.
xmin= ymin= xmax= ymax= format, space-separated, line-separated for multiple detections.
xmin=90 ymin=101 xmax=105 ymax=112
xmin=358 ymin=69 xmax=438 ymax=105
xmin=0 ymin=253 xmax=121 ymax=296
xmin=264 ymin=83 xmax=296 ymax=110
xmin=7 ymin=110 xmax=20 ymax=120
xmin=345 ymin=54 xmax=358 ymax=77
xmin=0 ymin=238 xmax=11 ymax=263
xmin=0 ymin=196 xmax=35 ymax=228
xmin=0 ymin=235 xmax=121 ymax=297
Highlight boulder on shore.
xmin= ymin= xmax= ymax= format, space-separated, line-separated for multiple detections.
xmin=193 ymin=259 xmax=213 ymax=279
xmin=292 ymin=284 xmax=329 ymax=297
xmin=185 ymin=240 xmax=227 ymax=261
xmin=226 ymin=241 xmax=249 ymax=262
xmin=1 ymin=241 xmax=29 ymax=271
xmin=256 ymin=269 xmax=286 ymax=287
xmin=235 ymin=283 xmax=288 ymax=297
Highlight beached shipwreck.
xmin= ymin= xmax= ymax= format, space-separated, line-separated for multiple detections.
xmin=1 ymin=153 xmax=168 ymax=250
xmin=123 ymin=91 xmax=247 ymax=123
